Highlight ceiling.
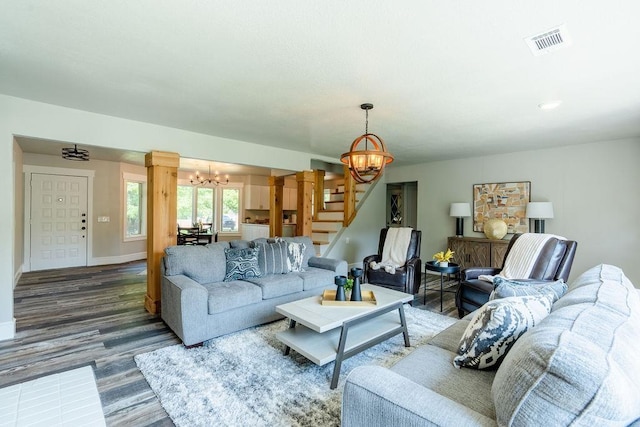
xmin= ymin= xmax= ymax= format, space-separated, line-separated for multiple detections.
xmin=3 ymin=1 xmax=640 ymax=169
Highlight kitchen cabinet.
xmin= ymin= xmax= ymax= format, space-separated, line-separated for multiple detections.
xmin=242 ymin=224 xmax=270 ymax=240
xmin=245 ymin=185 xmax=270 ymax=210
xmin=282 ymin=224 xmax=296 ymax=237
xmin=284 ymin=187 xmax=297 ymax=211
xmin=242 ymin=223 xmax=295 ymax=240
xmin=447 ymin=237 xmax=510 ymax=270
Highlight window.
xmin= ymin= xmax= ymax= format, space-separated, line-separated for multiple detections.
xmin=177 ymin=186 xmax=194 ymax=227
xmin=124 ymin=173 xmax=146 ymax=240
xmin=176 ymin=183 xmax=242 ymax=233
xmin=196 ymin=187 xmax=214 ymax=224
xmin=221 ymin=188 xmax=239 ymax=232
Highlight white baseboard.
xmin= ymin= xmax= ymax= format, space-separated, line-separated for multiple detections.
xmin=0 ymin=318 xmax=16 ymax=341
xmin=89 ymin=252 xmax=147 ymax=266
xmin=14 ymin=267 xmax=22 ymax=289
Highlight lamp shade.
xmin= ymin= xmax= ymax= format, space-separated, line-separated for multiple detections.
xmin=526 ymin=202 xmax=554 ymax=219
xmin=450 ymin=203 xmax=471 ymax=217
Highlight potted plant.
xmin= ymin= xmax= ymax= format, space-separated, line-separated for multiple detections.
xmin=345 ymin=278 xmax=354 ymax=299
xmin=433 ymin=249 xmax=455 ymax=267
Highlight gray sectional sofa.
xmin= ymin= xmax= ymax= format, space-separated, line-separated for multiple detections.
xmin=161 ymin=236 xmax=347 ymax=346
xmin=342 ymin=264 xmax=640 ymax=426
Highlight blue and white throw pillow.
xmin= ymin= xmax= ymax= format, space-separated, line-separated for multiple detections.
xmin=490 ymin=277 xmax=568 ymax=303
xmin=287 ymin=242 xmax=306 ymax=272
xmin=224 ymin=247 xmax=262 ymax=281
xmin=453 ymin=294 xmax=553 ymax=370
xmin=255 ymin=241 xmax=289 ymax=275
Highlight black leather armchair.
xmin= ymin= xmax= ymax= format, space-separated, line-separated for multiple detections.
xmin=363 ymin=228 xmax=422 ymax=295
xmin=455 ymin=233 xmax=577 ymax=318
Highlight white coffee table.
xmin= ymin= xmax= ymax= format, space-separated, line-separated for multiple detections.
xmin=275 ymin=284 xmax=413 ymax=389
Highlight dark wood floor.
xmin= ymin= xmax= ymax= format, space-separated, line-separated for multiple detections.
xmin=0 ymin=261 xmax=459 ymax=426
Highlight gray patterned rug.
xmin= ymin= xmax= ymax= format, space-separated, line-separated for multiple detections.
xmin=135 ymin=306 xmax=456 ymax=427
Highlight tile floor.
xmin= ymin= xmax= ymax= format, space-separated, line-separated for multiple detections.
xmin=0 ymin=366 xmax=105 ymax=427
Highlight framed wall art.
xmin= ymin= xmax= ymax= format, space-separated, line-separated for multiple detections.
xmin=473 ymin=181 xmax=531 ymax=234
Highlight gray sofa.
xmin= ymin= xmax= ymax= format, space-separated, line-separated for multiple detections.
xmin=342 ymin=264 xmax=640 ymax=426
xmin=161 ymin=236 xmax=347 ymax=346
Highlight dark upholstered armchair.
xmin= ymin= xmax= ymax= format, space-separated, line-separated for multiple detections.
xmin=455 ymin=233 xmax=577 ymax=318
xmin=363 ymin=228 xmax=422 ymax=295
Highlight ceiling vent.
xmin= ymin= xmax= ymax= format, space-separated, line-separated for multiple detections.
xmin=525 ymin=24 xmax=572 ymax=56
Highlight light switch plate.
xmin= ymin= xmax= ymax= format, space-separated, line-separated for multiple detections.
xmin=97 ymin=216 xmax=110 ymax=223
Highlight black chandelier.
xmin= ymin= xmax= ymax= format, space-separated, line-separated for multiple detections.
xmin=61 ymin=144 xmax=90 ymax=161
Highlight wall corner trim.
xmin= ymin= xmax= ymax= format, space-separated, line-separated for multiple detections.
xmin=0 ymin=319 xmax=16 ymax=341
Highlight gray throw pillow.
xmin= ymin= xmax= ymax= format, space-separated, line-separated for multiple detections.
xmin=453 ymin=294 xmax=553 ymax=370
xmin=224 ymin=247 xmax=261 ymax=281
xmin=286 ymin=242 xmax=306 ymax=272
xmin=490 ymin=277 xmax=568 ymax=303
xmin=255 ymin=241 xmax=289 ymax=275
xmin=283 ymin=236 xmax=315 ymax=268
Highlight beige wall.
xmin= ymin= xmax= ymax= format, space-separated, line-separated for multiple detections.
xmin=3 ymin=92 xmax=639 ymax=340
xmin=384 ymin=138 xmax=640 ymax=286
xmin=1 ymin=94 xmax=328 ymax=340
xmin=21 ymin=153 xmax=147 ymax=265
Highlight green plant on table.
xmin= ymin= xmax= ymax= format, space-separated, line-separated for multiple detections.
xmin=345 ymin=278 xmax=354 ymax=292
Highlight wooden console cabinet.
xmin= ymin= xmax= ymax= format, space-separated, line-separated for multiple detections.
xmin=447 ymin=237 xmax=510 ymax=271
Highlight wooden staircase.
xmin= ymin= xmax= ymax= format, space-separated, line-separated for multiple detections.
xmin=312 ymin=182 xmax=369 ymax=255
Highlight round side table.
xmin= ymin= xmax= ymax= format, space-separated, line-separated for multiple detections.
xmin=424 ymin=261 xmax=460 ymax=312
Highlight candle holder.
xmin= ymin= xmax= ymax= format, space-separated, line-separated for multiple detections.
xmin=350 ymin=268 xmax=363 ymax=301
xmin=334 ymin=275 xmax=347 ymax=301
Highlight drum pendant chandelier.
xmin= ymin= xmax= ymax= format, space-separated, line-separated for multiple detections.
xmin=340 ymin=103 xmax=394 ymax=184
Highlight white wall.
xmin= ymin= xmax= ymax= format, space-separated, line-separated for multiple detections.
xmin=385 ymin=138 xmax=640 ymax=286
xmin=0 ymin=94 xmax=331 ymax=341
xmin=324 ymin=179 xmax=388 ymax=267
xmin=13 ymin=140 xmax=23 ymax=286
xmin=2 ymin=93 xmax=638 ymax=342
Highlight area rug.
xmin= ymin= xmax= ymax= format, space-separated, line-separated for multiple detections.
xmin=135 ymin=306 xmax=456 ymax=427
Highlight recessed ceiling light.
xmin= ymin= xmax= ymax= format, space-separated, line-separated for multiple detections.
xmin=538 ymin=100 xmax=562 ymax=110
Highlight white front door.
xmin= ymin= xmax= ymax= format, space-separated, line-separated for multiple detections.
xmin=30 ymin=173 xmax=88 ymax=270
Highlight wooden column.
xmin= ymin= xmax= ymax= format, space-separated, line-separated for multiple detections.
xmin=313 ymin=169 xmax=325 ymax=220
xmin=296 ymin=170 xmax=315 ymax=237
xmin=343 ymin=165 xmax=357 ymax=226
xmin=145 ymin=151 xmax=180 ymax=314
xmin=268 ymin=176 xmax=284 ymax=238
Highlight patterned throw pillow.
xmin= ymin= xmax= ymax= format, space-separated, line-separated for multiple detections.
xmin=286 ymin=242 xmax=306 ymax=272
xmin=255 ymin=241 xmax=289 ymax=275
xmin=453 ymin=294 xmax=553 ymax=370
xmin=489 ymin=277 xmax=568 ymax=303
xmin=224 ymin=248 xmax=261 ymax=281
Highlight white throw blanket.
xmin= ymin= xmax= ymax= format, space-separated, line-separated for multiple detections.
xmin=479 ymin=233 xmax=566 ymax=282
xmin=370 ymin=227 xmax=413 ymax=275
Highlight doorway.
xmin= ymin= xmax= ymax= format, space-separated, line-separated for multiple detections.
xmin=24 ymin=166 xmax=93 ymax=271
xmin=30 ymin=173 xmax=88 ymax=270
xmin=386 ymin=181 xmax=418 ymax=229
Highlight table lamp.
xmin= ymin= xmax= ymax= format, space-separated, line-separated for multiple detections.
xmin=526 ymin=202 xmax=554 ymax=233
xmin=450 ymin=203 xmax=471 ymax=237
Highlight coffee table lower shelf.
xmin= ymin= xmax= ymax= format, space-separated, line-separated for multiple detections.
xmin=277 ymin=302 xmax=409 ymax=389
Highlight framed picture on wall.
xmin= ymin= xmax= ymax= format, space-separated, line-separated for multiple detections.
xmin=473 ymin=181 xmax=531 ymax=234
